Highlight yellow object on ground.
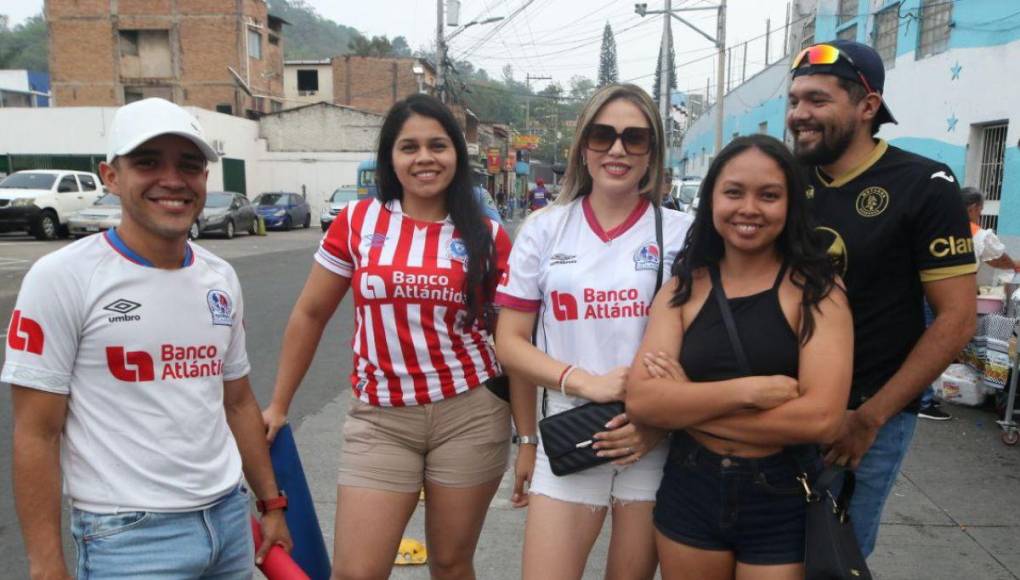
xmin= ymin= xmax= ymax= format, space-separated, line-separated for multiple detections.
xmin=394 ymin=538 xmax=428 ymax=565
xmin=256 ymin=216 xmax=267 ymax=236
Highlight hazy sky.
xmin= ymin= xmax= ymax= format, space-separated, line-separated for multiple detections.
xmin=5 ymin=0 xmax=797 ymax=98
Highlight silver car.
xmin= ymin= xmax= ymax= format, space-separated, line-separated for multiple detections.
xmin=68 ymin=193 xmax=121 ymax=237
xmin=321 ymin=187 xmax=360 ymax=231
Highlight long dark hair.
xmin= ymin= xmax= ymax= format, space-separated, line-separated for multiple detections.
xmin=376 ymin=94 xmax=497 ymax=329
xmin=671 ymin=134 xmax=839 ymax=344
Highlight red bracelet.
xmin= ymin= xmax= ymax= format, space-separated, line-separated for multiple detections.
xmin=558 ymin=364 xmax=576 ymax=396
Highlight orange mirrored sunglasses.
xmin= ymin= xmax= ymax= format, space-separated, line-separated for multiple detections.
xmin=792 ymin=44 xmax=875 ymax=94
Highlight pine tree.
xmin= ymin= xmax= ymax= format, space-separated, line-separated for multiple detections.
xmin=597 ymin=22 xmax=618 ymax=87
xmin=652 ymin=35 xmax=677 ymax=106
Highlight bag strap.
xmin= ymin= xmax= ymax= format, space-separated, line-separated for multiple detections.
xmin=654 ymin=203 xmax=664 ymax=294
xmin=709 ymin=264 xmax=751 ymax=375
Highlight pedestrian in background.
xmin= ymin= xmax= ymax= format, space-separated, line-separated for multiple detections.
xmin=262 ymin=93 xmax=512 ymax=580
xmin=529 ymin=177 xmax=549 ymax=212
xmin=627 ymin=134 xmax=853 ymax=579
xmin=5 ymin=97 xmax=291 ymax=579
xmin=495 ymin=83 xmax=692 ymax=580
xmin=788 ymin=39 xmax=977 ymax=556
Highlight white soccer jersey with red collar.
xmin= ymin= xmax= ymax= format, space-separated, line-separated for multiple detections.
xmin=495 ymin=196 xmax=691 ymax=409
xmin=2 ymin=231 xmax=248 ymax=513
xmin=316 ymin=197 xmax=511 ymax=407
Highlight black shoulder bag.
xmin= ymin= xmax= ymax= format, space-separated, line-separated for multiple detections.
xmin=538 ymin=204 xmax=664 ymax=477
xmin=709 ymin=264 xmax=871 ymax=580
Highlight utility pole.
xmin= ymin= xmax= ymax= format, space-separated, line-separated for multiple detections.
xmin=659 ymin=0 xmax=672 ymax=170
xmin=715 ymin=0 xmax=726 ymax=154
xmin=636 ymin=0 xmax=726 ymax=154
xmin=436 ymin=0 xmax=446 ymax=102
xmin=525 ymin=73 xmax=551 ymax=132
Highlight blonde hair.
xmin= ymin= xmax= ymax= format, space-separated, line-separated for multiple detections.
xmin=556 ymin=84 xmax=665 ymax=206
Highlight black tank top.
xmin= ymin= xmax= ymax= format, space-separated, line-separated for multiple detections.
xmin=680 ymin=262 xmax=799 ymax=381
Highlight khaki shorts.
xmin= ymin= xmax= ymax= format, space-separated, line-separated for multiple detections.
xmin=338 ymin=385 xmax=511 ymax=493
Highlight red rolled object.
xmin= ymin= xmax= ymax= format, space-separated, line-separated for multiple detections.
xmin=251 ymin=516 xmax=311 ymax=580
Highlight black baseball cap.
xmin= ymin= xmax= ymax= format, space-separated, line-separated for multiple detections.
xmin=792 ymin=40 xmax=897 ymax=126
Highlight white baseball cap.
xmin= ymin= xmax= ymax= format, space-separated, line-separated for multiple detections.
xmin=107 ymin=97 xmax=219 ymax=163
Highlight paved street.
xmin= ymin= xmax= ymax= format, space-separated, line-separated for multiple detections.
xmin=1 ymin=227 xmax=1019 ymax=579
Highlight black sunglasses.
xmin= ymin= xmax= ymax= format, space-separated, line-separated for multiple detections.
xmin=585 ymin=124 xmax=653 ymax=155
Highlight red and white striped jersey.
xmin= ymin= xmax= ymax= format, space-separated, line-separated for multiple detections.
xmin=316 ymin=197 xmax=511 ymax=407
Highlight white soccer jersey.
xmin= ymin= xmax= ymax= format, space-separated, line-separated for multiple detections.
xmin=316 ymin=197 xmax=511 ymax=407
xmin=495 ymin=196 xmax=691 ymax=410
xmin=3 ymin=230 xmax=248 ymax=513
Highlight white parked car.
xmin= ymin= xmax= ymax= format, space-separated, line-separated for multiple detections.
xmin=0 ymin=169 xmax=104 ymax=239
xmin=321 ymin=187 xmax=360 ymax=231
xmin=68 ymin=193 xmax=122 ymax=237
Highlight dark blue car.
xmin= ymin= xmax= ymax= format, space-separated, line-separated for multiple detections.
xmin=252 ymin=192 xmax=311 ymax=230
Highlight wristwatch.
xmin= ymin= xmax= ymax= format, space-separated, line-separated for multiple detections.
xmin=255 ymin=491 xmax=288 ymax=514
xmin=514 ymin=434 xmax=539 ymax=445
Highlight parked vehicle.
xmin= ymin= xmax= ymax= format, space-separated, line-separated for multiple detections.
xmin=357 ymin=159 xmax=377 ymax=200
xmin=253 ymin=192 xmax=311 ymax=230
xmin=321 ymin=187 xmax=359 ymax=231
xmin=190 ymin=191 xmax=257 ymax=239
xmin=68 ymin=193 xmax=122 ymax=237
xmin=0 ymin=169 xmax=104 ymax=239
xmin=673 ymin=177 xmax=702 ymax=215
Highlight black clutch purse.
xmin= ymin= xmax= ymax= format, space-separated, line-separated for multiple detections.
xmin=538 ymin=401 xmax=625 ymax=476
xmin=802 ymin=466 xmax=872 ymax=580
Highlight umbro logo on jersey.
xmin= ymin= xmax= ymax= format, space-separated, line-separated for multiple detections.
xmin=104 ymin=298 xmax=142 ymax=323
xmin=367 ymin=233 xmax=388 ymax=248
xmin=106 ymin=346 xmax=155 ymax=382
xmin=549 ymin=253 xmax=577 ymax=266
xmin=931 ymin=171 xmax=955 ymax=183
xmin=551 ymin=291 xmax=579 ymax=321
xmin=7 ymin=310 xmax=44 ymax=355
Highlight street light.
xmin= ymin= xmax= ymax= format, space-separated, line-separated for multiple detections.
xmin=446 ymin=16 xmax=504 ymax=42
xmin=436 ymin=8 xmax=504 ymax=102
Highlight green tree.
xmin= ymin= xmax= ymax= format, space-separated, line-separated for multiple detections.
xmin=0 ymin=15 xmax=49 ymax=72
xmin=267 ymin=0 xmax=361 ymax=59
xmin=652 ymin=36 xmax=676 ymax=105
xmin=597 ymin=22 xmax=618 ymax=87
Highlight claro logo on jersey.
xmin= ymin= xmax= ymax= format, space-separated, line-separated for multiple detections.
xmin=929 ymin=235 xmax=973 ymax=258
xmin=7 ymin=309 xmax=44 ymax=355
xmin=105 ymin=344 xmax=224 ymax=382
xmin=360 ymin=271 xmax=467 ymax=303
xmin=550 ymin=288 xmax=650 ymax=321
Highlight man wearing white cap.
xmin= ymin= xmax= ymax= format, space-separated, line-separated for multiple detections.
xmin=4 ymin=98 xmax=291 ymax=578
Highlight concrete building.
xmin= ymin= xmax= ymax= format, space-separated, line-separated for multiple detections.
xmin=0 ymin=105 xmax=373 ymax=216
xmin=283 ymin=59 xmax=333 ymax=107
xmin=680 ymin=0 xmax=1020 ymax=246
xmin=0 ymin=70 xmax=51 ymax=108
xmin=45 ymin=0 xmax=286 ymax=117
xmin=283 ymin=56 xmax=437 ymax=113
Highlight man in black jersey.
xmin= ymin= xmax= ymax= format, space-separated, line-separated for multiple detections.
xmin=787 ymin=40 xmax=976 ymax=557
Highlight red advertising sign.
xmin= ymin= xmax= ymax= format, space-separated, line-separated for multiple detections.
xmin=487 ymin=148 xmax=501 ymax=173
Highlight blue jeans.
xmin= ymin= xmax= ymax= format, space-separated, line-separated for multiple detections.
xmin=921 ymin=301 xmax=937 ymax=408
xmin=849 ymin=412 xmax=918 ymax=557
xmin=71 ymin=485 xmax=254 ymax=579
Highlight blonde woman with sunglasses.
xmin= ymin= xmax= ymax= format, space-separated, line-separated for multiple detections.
xmin=494 ymin=84 xmax=693 ymax=580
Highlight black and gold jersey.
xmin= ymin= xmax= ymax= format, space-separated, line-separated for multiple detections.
xmin=808 ymin=140 xmax=977 ymax=411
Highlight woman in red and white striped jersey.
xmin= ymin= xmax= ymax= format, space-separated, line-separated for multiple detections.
xmin=262 ymin=94 xmax=512 ymax=579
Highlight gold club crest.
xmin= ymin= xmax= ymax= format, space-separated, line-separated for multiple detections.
xmin=855 ymin=187 xmax=889 ymax=218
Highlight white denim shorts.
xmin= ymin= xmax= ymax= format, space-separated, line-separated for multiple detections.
xmin=529 ymin=394 xmax=668 ymax=507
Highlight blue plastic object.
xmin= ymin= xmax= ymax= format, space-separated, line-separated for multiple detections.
xmin=270 ymin=424 xmax=332 ymax=580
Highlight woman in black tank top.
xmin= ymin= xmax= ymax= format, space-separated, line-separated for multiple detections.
xmin=627 ymin=135 xmax=853 ymax=579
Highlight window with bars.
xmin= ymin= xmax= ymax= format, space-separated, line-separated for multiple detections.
xmin=978 ymin=123 xmax=1008 ymax=232
xmin=918 ymin=0 xmax=952 ymax=59
xmin=801 ymin=17 xmax=815 ymax=50
xmin=838 ymin=0 xmax=857 ymax=26
xmin=838 ymin=24 xmax=858 ymax=42
xmin=873 ymin=5 xmax=899 ymax=68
